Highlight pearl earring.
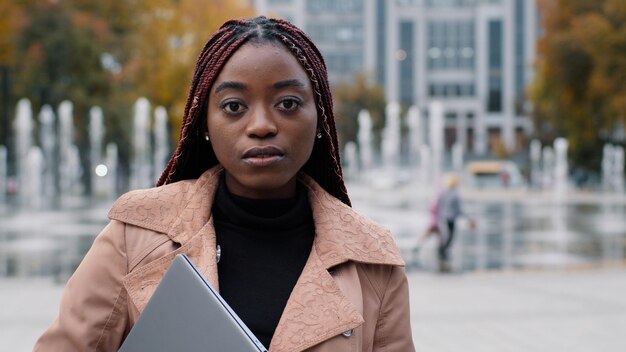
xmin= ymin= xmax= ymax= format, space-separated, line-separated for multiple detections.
xmin=316 ymin=132 xmax=322 ymax=139
xmin=205 ymin=133 xmax=210 ymax=141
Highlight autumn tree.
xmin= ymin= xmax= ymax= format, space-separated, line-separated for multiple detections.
xmin=0 ymin=1 xmax=25 ymax=146
xmin=129 ymin=0 xmax=253 ymax=141
xmin=7 ymin=0 xmax=253 ymax=191
xmin=530 ymin=0 xmax=626 ymax=170
xmin=332 ymin=73 xmax=386 ymax=150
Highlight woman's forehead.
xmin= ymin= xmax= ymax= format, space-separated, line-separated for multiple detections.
xmin=213 ymin=42 xmax=311 ymax=91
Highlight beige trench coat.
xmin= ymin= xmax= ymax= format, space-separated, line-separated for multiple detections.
xmin=34 ymin=167 xmax=415 ymax=352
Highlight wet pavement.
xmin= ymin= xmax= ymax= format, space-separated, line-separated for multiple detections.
xmin=3 ymin=267 xmax=625 ymax=352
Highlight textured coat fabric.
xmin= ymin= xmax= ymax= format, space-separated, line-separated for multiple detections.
xmin=34 ymin=166 xmax=415 ymax=352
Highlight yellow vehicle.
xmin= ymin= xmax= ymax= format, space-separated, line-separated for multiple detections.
xmin=465 ymin=160 xmax=524 ymax=188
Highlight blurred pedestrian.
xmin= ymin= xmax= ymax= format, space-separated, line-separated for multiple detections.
xmin=437 ymin=174 xmax=475 ymax=272
xmin=415 ymin=194 xmax=441 ymax=243
xmin=410 ymin=193 xmax=441 ymax=268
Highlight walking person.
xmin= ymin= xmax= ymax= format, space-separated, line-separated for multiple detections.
xmin=34 ymin=16 xmax=415 ymax=351
xmin=437 ymin=174 xmax=474 ymax=272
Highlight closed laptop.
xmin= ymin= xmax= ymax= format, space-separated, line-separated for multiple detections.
xmin=119 ymin=254 xmax=268 ymax=352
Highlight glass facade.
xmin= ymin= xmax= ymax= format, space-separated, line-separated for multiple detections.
xmin=428 ymin=83 xmax=475 ymax=98
xmin=487 ymin=19 xmax=503 ymax=113
xmin=306 ymin=24 xmax=363 ymax=42
xmin=324 ymin=53 xmax=363 ymax=74
xmin=306 ymin=0 xmax=362 ymax=12
xmin=399 ymin=21 xmax=415 ymax=105
xmin=426 ymin=0 xmax=478 ymax=7
xmin=303 ymin=0 xmax=364 ymax=80
xmin=396 ymin=0 xmax=419 ymax=6
xmin=376 ymin=0 xmax=386 ymax=87
xmin=427 ymin=21 xmax=475 ymax=70
xmin=514 ymin=0 xmax=525 ymax=114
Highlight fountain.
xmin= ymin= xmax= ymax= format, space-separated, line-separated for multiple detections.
xmin=130 ymin=97 xmax=152 ymax=190
xmin=343 ymin=141 xmax=359 ymax=180
xmin=602 ymin=144 xmax=613 ymax=191
xmin=542 ymin=146 xmax=554 ymax=189
xmin=553 ymin=137 xmax=568 ymax=198
xmin=89 ymin=107 xmax=104 ymax=195
xmin=382 ymin=102 xmax=401 ymax=170
xmin=357 ymin=109 xmax=373 ymax=172
xmin=2 ymin=98 xmax=626 ymax=281
xmin=428 ymin=101 xmax=444 ymax=187
xmin=23 ymin=147 xmax=44 ymax=208
xmin=104 ymin=143 xmax=118 ymax=197
xmin=613 ymin=146 xmax=625 ymax=192
xmin=14 ymin=98 xmax=34 ymax=200
xmin=39 ymin=105 xmax=56 ymax=203
xmin=58 ymin=100 xmax=83 ymax=203
xmin=153 ymin=106 xmax=169 ymax=184
xmin=0 ymin=145 xmax=6 ymax=207
xmin=601 ymin=144 xmax=624 ymax=192
xmin=529 ymin=139 xmax=541 ymax=189
xmin=406 ymin=105 xmax=422 ymax=167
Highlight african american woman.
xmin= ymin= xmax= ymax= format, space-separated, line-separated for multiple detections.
xmin=35 ymin=16 xmax=415 ymax=352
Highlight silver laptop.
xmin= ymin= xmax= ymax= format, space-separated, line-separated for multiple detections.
xmin=119 ymin=254 xmax=268 ymax=352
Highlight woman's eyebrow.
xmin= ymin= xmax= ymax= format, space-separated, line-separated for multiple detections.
xmin=273 ymin=79 xmax=307 ymax=90
xmin=214 ymin=81 xmax=247 ymax=94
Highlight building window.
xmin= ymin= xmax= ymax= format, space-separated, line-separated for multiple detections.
xmin=426 ymin=0 xmax=478 ymax=7
xmin=427 ymin=20 xmax=475 ymax=70
xmin=487 ymin=20 xmax=503 ymax=112
xmin=325 ymin=53 xmax=363 ymax=75
xmin=306 ymin=0 xmax=362 ymax=13
xmin=399 ymin=21 xmax=415 ymax=105
xmin=306 ymin=24 xmax=363 ymax=43
xmin=427 ymin=82 xmax=475 ymax=98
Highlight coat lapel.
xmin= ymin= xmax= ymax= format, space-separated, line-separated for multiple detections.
xmin=269 ymin=244 xmax=364 ymax=352
xmin=121 ymin=219 xmax=219 ymax=313
xmin=269 ymin=174 xmax=405 ymax=352
xmin=116 ymin=167 xmax=222 ymax=313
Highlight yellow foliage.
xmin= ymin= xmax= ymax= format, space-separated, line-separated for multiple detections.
xmin=131 ymin=0 xmax=253 ymax=141
xmin=0 ymin=2 xmax=23 ymax=65
xmin=531 ymin=0 xmax=626 ymax=169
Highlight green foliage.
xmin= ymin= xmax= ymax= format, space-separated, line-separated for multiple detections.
xmin=530 ymin=0 xmax=626 ymax=171
xmin=332 ymin=73 xmax=386 ymax=150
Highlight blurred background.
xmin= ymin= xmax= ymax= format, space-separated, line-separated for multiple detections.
xmin=1 ymin=0 xmax=625 ymax=351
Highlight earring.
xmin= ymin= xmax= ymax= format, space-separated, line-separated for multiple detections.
xmin=316 ymin=131 xmax=322 ymax=139
xmin=204 ymin=133 xmax=210 ymax=142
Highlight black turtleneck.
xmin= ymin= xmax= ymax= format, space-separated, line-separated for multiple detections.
xmin=211 ymin=175 xmax=315 ymax=348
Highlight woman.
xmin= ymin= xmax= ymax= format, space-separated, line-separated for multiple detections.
xmin=35 ymin=16 xmax=414 ymax=351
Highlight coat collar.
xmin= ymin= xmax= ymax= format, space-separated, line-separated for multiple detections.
xmin=109 ymin=166 xmax=404 ymax=351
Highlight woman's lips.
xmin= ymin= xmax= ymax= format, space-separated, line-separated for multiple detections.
xmin=242 ymin=146 xmax=285 ymax=166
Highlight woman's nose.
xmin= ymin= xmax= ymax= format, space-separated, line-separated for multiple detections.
xmin=245 ymin=106 xmax=277 ymax=138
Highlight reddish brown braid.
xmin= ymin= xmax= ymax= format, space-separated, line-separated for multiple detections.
xmin=157 ymin=16 xmax=351 ymax=206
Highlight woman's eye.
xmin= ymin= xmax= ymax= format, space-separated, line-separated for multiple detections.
xmin=223 ymin=101 xmax=243 ymax=114
xmin=278 ymin=98 xmax=300 ymax=111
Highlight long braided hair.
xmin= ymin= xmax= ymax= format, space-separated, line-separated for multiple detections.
xmin=157 ymin=16 xmax=351 ymax=206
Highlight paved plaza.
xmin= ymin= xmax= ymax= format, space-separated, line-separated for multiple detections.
xmin=2 ymin=267 xmax=625 ymax=352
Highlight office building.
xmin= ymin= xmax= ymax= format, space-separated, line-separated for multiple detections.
xmin=254 ymin=0 xmax=539 ymax=156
